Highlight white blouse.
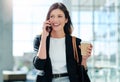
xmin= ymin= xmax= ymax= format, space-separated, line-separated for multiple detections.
xmin=49 ymin=37 xmax=67 ymax=74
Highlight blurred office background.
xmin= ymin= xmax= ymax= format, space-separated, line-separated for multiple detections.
xmin=0 ymin=0 xmax=120 ymax=82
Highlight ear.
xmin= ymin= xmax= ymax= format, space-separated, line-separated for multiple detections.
xmin=65 ymin=18 xmax=68 ymax=23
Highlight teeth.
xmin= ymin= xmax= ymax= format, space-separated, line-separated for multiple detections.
xmin=54 ymin=24 xmax=59 ymax=26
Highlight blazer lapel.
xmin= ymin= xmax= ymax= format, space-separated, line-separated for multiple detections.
xmin=65 ymin=35 xmax=78 ymax=75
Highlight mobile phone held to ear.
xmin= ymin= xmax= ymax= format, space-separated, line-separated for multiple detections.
xmin=46 ymin=26 xmax=52 ymax=32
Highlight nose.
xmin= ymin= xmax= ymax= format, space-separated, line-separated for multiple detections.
xmin=51 ymin=17 xmax=58 ymax=22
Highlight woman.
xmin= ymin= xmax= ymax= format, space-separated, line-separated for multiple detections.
xmin=33 ymin=2 xmax=92 ymax=82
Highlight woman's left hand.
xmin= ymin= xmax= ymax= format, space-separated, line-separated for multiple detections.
xmin=79 ymin=44 xmax=93 ymax=60
xmin=79 ymin=44 xmax=93 ymax=67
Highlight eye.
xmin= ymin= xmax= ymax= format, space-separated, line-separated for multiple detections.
xmin=58 ymin=15 xmax=63 ymax=18
xmin=50 ymin=15 xmax=54 ymax=18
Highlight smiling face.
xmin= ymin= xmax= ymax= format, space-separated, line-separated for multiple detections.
xmin=49 ymin=9 xmax=68 ymax=32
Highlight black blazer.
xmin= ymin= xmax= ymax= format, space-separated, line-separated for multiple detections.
xmin=33 ymin=34 xmax=85 ymax=82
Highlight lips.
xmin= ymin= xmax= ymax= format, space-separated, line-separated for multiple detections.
xmin=53 ymin=23 xmax=60 ymax=27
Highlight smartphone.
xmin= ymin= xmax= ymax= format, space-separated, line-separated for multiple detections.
xmin=46 ymin=26 xmax=52 ymax=32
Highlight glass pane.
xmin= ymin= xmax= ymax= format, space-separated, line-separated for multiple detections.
xmin=13 ymin=41 xmax=33 ymax=56
xmin=79 ymin=24 xmax=93 ymax=41
xmin=13 ymin=24 xmax=33 ymax=41
xmin=32 ymin=6 xmax=48 ymax=23
xmin=80 ymin=11 xmax=93 ymax=24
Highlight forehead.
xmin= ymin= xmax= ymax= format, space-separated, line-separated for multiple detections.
xmin=50 ymin=9 xmax=64 ymax=15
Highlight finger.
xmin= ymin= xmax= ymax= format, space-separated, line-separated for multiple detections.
xmin=43 ymin=21 xmax=51 ymax=30
xmin=90 ymin=44 xmax=93 ymax=47
xmin=87 ymin=50 xmax=92 ymax=54
xmin=79 ymin=45 xmax=81 ymax=49
xmin=87 ymin=46 xmax=92 ymax=53
xmin=88 ymin=44 xmax=93 ymax=48
xmin=44 ymin=21 xmax=51 ymax=26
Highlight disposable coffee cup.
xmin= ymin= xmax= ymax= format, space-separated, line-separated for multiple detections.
xmin=81 ymin=41 xmax=91 ymax=55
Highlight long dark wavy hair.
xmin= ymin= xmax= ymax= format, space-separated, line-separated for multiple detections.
xmin=46 ymin=2 xmax=73 ymax=35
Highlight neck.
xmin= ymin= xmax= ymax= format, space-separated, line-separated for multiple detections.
xmin=51 ymin=31 xmax=65 ymax=38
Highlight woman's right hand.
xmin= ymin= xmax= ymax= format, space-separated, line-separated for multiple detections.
xmin=37 ymin=20 xmax=51 ymax=59
xmin=42 ymin=20 xmax=51 ymax=38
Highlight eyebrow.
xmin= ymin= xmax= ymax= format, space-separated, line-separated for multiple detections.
xmin=50 ymin=14 xmax=64 ymax=16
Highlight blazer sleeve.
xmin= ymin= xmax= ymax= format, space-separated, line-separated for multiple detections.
xmin=76 ymin=38 xmax=82 ymax=64
xmin=33 ymin=35 xmax=47 ymax=70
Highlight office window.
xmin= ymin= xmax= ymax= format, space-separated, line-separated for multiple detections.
xmin=71 ymin=0 xmax=120 ymax=82
xmin=13 ymin=0 xmax=62 ymax=56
